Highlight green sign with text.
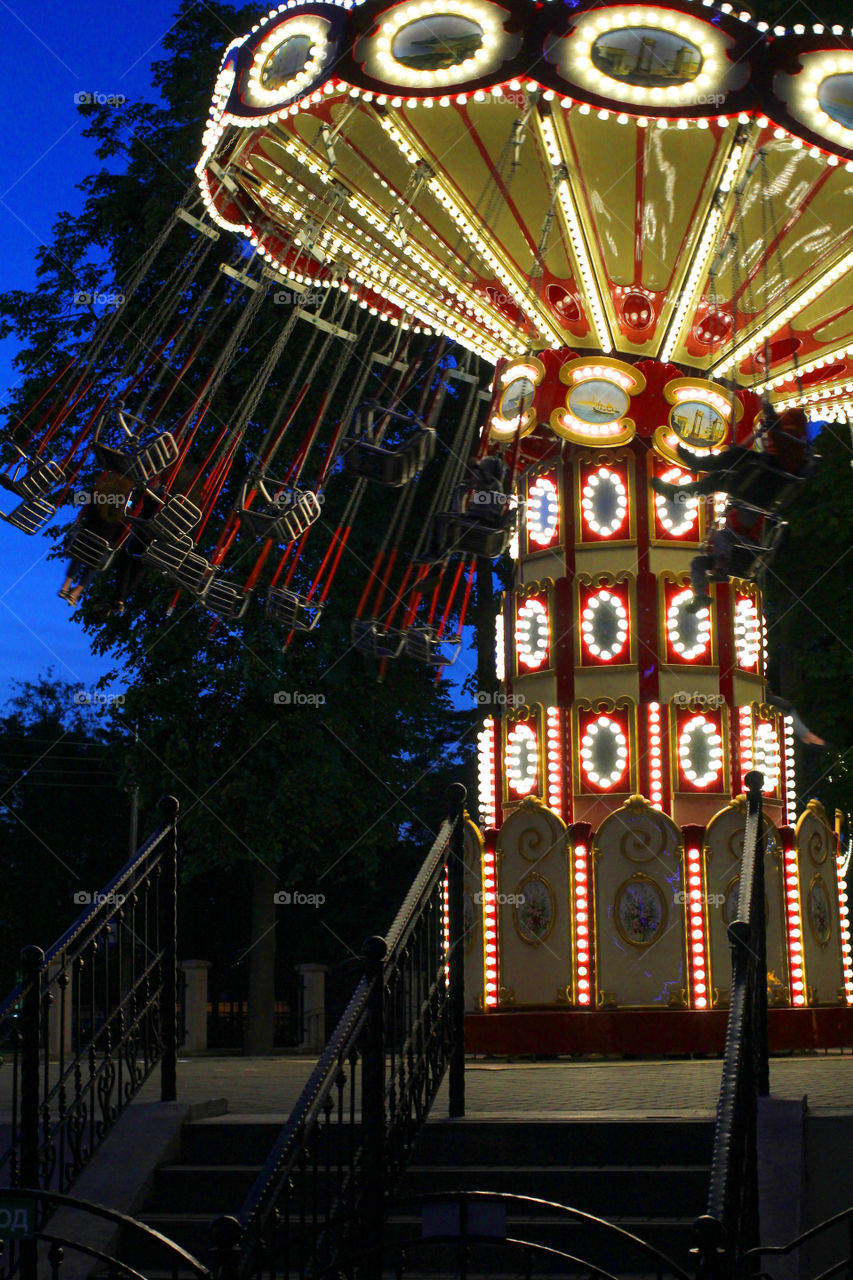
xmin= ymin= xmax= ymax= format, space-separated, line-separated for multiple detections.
xmin=0 ymin=1196 xmax=34 ymax=1239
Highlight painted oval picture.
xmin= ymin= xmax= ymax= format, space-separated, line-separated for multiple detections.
xmin=591 ymin=27 xmax=703 ymax=89
xmin=392 ymin=14 xmax=484 ymax=71
xmin=516 ymin=877 xmax=555 ymax=945
xmin=615 ymin=878 xmax=665 ymax=947
xmin=669 ymin=400 xmax=727 ymax=448
xmin=569 ymin=379 xmax=629 ymax=426
xmin=818 ymin=73 xmax=853 ymax=132
xmin=500 ymin=376 xmax=536 ymax=421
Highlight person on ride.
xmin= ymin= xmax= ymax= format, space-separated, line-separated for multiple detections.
xmin=651 ymin=405 xmax=809 ymax=502
xmin=684 ymin=501 xmax=764 ymax=613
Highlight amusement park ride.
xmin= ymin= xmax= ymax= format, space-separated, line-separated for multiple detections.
xmin=4 ymin=0 xmax=853 ymax=1050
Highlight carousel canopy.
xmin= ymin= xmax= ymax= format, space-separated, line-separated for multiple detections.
xmin=198 ymin=1 xmax=853 ymax=418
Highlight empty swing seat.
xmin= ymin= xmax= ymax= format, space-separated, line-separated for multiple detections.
xmin=351 ymin=618 xmax=406 ymax=659
xmin=171 ymin=550 xmax=212 ymax=594
xmin=241 ymin=489 xmax=322 ymax=544
xmin=139 ymin=494 xmax=202 ymax=543
xmin=1 ymin=496 xmax=56 ymax=534
xmin=128 ymin=432 xmax=180 ymax=483
xmin=140 ymin=536 xmax=194 ymax=575
xmin=65 ymin=529 xmax=116 ymax=572
xmin=0 ymin=457 xmax=65 ymax=501
xmin=266 ymin=587 xmax=323 ymax=632
xmin=201 ymin=574 xmax=251 ymax=621
xmin=342 ymin=427 xmax=437 ymax=487
xmin=433 ymin=510 xmax=515 ymax=559
xmin=405 ymin=625 xmax=461 ymax=667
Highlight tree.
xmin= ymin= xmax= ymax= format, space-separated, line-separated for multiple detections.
xmin=0 ymin=3 xmax=477 ymax=1049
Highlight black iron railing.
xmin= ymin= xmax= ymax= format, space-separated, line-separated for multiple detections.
xmin=0 ymin=1188 xmax=209 ymax=1279
xmin=210 ymin=783 xmax=468 ymax=1280
xmin=693 ymin=771 xmax=769 ymax=1278
xmin=741 ymin=1202 xmax=853 ymax=1277
xmin=378 ymin=1190 xmax=694 ymax=1280
xmin=0 ymin=797 xmax=180 ymax=1279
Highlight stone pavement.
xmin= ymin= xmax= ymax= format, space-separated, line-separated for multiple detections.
xmin=119 ymin=1051 xmax=853 ymax=1120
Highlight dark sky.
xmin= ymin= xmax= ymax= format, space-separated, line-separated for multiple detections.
xmin=0 ymin=1 xmax=196 ymax=700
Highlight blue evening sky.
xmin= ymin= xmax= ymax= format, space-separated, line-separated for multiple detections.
xmin=0 ymin=0 xmax=184 ymax=701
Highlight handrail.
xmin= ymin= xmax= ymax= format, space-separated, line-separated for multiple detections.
xmin=0 ymin=796 xmax=180 ymax=1280
xmin=0 ymin=1187 xmax=210 ymax=1278
xmin=382 ymin=1190 xmax=694 ymax=1280
xmin=740 ymin=1201 xmax=853 ymax=1275
xmin=211 ymin=784 xmax=468 ymax=1280
xmin=694 ymin=770 xmax=768 ymax=1278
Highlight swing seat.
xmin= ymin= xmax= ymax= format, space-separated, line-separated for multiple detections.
xmin=65 ymin=529 xmax=116 ymax=572
xmin=724 ymin=453 xmax=818 ymax=514
xmin=0 ymin=457 xmax=65 ymax=501
xmin=241 ymin=489 xmax=322 ymax=544
xmin=140 ymin=536 xmax=194 ymax=575
xmin=404 ymin=625 xmax=462 ymax=667
xmin=137 ymin=494 xmax=202 ymax=543
xmin=0 ymin=496 xmax=56 ymax=534
xmin=351 ymin=618 xmax=406 ymax=659
xmin=433 ymin=509 xmax=515 ymax=559
xmin=342 ymin=428 xmax=437 ymax=487
xmin=127 ymin=432 xmax=180 ymax=483
xmin=727 ymin=518 xmax=787 ymax=583
xmin=201 ymin=574 xmax=251 ymax=621
xmin=265 ymin=587 xmax=324 ymax=632
xmin=171 ymin=550 xmax=212 ymax=594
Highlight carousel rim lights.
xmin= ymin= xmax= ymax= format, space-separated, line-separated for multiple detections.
xmin=564 ymin=6 xmax=734 ymax=109
xmin=247 ymin=17 xmax=330 ymax=106
xmin=734 ymin=595 xmax=761 ymax=669
xmin=370 ymin=0 xmax=508 ymax=90
xmin=581 ymin=590 xmax=629 ymax=661
xmin=580 ymin=716 xmax=629 ymax=789
xmin=753 ymin=720 xmax=780 ymax=792
xmin=581 ymin=467 xmax=629 ymax=537
xmin=678 ymin=715 xmax=724 ymax=788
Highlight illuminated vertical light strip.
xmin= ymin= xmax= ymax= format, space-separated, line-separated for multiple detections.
xmin=659 ymin=138 xmax=746 ymax=364
xmin=537 ymin=114 xmax=611 ymax=352
xmin=482 ymin=833 xmax=499 ymax=1008
xmin=783 ymin=829 xmax=807 ymax=1007
xmin=573 ymin=842 xmax=592 ymax=1006
xmin=783 ymin=716 xmax=797 ymax=825
xmin=442 ymin=872 xmax=450 ymax=983
xmin=477 ymin=717 xmax=497 ymax=829
xmin=738 ymin=705 xmax=753 ymax=790
xmin=546 ymin=707 xmax=563 ymax=815
xmin=648 ymin=702 xmax=664 ymax=808
xmin=495 ymin=613 xmax=506 ymax=682
xmin=838 ymin=878 xmax=853 ymax=1004
xmin=685 ymin=843 xmax=709 ymax=1009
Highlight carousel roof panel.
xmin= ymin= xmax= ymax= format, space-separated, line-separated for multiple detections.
xmin=198 ymin=0 xmax=853 ymax=416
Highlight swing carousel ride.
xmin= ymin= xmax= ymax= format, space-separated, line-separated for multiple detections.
xmin=4 ymin=0 xmax=853 ymax=1049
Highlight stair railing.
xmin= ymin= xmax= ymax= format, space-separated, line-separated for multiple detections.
xmin=693 ymin=771 xmax=769 ymax=1278
xmin=210 ymin=783 xmax=468 ymax=1280
xmin=0 ymin=797 xmax=180 ymax=1280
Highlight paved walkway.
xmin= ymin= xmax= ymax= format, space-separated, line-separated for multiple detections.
xmin=123 ymin=1052 xmax=853 ymax=1120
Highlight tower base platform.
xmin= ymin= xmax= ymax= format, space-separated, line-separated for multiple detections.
xmin=465 ymin=1007 xmax=853 ymax=1057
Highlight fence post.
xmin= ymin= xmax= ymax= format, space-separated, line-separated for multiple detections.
xmin=160 ymin=795 xmax=179 ymax=1103
xmin=19 ymin=945 xmax=43 ymax=1280
xmin=361 ymin=934 xmax=388 ymax=1280
xmin=447 ymin=783 xmax=467 ymax=1120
